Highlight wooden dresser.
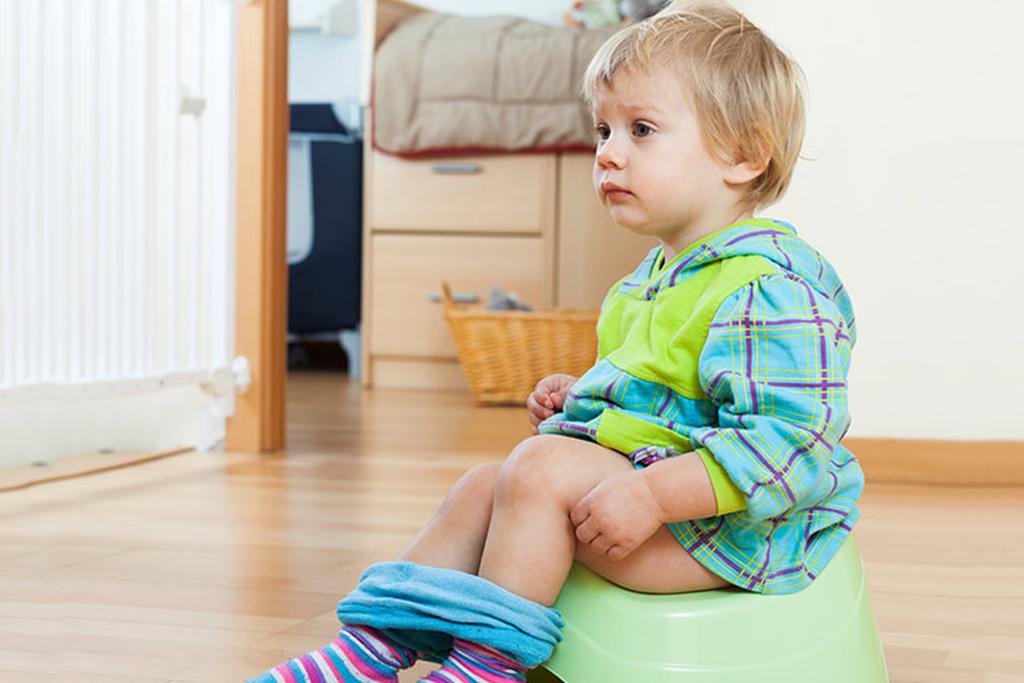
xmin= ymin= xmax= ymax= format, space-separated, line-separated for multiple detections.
xmin=360 ymin=1 xmax=654 ymax=391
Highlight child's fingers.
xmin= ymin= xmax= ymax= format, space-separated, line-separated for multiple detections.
xmin=569 ymin=499 xmax=589 ymax=527
xmin=575 ymin=521 xmax=599 ymax=545
xmin=588 ymin=533 xmax=611 ymax=554
xmin=526 ymin=394 xmax=552 ymax=422
xmin=606 ymin=545 xmax=631 ymax=562
xmin=527 ymin=393 xmax=549 ymax=413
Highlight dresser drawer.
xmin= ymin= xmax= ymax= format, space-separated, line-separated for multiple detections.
xmin=370 ymin=152 xmax=555 ymax=234
xmin=369 ymin=234 xmax=547 ymax=357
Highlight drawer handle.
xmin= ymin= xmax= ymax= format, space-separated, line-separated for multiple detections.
xmin=430 ymin=163 xmax=482 ymax=175
xmin=430 ymin=290 xmax=479 ymax=304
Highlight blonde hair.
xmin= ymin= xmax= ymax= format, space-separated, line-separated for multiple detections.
xmin=582 ymin=1 xmax=806 ymax=210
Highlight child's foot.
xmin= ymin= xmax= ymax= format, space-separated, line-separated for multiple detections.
xmin=247 ymin=623 xmax=417 ymax=683
xmin=419 ymin=637 xmax=528 ymax=682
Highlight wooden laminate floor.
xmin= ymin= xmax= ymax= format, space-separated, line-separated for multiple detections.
xmin=1 ymin=372 xmax=1022 ymax=682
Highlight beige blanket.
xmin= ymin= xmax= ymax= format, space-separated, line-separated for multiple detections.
xmin=373 ymin=13 xmax=617 ymax=156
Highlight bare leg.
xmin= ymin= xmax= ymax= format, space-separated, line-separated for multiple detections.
xmin=396 ymin=461 xmax=502 ymax=574
xmin=478 ymin=435 xmax=728 ymax=606
xmin=250 ymin=465 xmax=510 ymax=682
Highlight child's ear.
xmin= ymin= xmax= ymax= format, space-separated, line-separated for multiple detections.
xmin=723 ymin=136 xmax=770 ymax=186
xmin=723 ymin=157 xmax=768 ymax=186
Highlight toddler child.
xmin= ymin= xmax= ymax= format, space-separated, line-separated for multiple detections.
xmin=248 ymin=2 xmax=864 ymax=681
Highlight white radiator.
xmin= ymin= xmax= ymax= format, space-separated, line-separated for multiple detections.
xmin=0 ymin=0 xmax=238 ymax=402
xmin=0 ymin=1 xmax=239 ymax=463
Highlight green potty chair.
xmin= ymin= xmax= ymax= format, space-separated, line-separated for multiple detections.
xmin=528 ymin=535 xmax=888 ymax=683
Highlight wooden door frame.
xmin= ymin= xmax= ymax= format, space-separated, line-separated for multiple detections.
xmin=226 ymin=0 xmax=289 ymax=453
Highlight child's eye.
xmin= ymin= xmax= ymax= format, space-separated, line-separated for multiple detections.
xmin=593 ymin=124 xmax=610 ymax=141
xmin=633 ymin=122 xmax=654 ymax=138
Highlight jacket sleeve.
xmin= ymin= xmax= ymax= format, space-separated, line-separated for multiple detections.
xmin=690 ymin=272 xmax=855 ymax=522
xmin=696 ymin=448 xmax=748 ymax=515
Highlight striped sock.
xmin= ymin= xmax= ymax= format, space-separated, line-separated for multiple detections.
xmin=246 ymin=623 xmax=417 ymax=683
xmin=419 ymin=637 xmax=528 ymax=682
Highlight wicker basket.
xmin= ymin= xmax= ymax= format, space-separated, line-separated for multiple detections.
xmin=440 ymin=282 xmax=599 ymax=406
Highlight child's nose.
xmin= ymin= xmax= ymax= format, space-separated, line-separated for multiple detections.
xmin=596 ymin=136 xmax=625 ymax=169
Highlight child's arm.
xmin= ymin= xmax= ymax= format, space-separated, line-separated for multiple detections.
xmin=639 ymin=453 xmax=718 ymax=521
xmin=688 ymin=273 xmax=856 ymax=522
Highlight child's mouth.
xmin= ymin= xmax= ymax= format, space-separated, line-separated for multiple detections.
xmin=600 ymin=181 xmax=633 ymax=200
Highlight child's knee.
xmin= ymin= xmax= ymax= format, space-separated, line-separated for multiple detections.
xmin=440 ymin=461 xmax=501 ymax=516
xmin=496 ymin=435 xmax=579 ymax=502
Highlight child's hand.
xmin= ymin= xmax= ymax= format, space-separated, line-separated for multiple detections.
xmin=569 ymin=470 xmax=664 ymax=562
xmin=526 ymin=373 xmax=578 ymax=433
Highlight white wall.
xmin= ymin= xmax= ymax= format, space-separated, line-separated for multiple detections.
xmin=289 ymin=0 xmax=361 ymax=105
xmin=290 ymin=31 xmax=362 ymax=104
xmin=730 ymin=0 xmax=1024 ymax=440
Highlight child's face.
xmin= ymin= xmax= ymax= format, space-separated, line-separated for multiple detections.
xmin=591 ymin=67 xmax=739 ymax=242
